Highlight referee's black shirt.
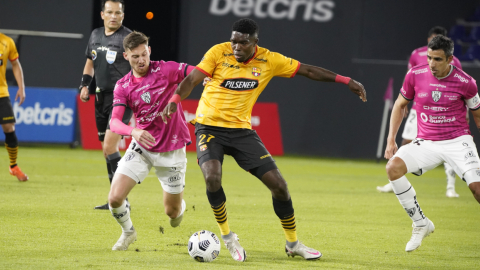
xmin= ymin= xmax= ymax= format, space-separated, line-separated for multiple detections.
xmin=85 ymin=25 xmax=132 ymax=92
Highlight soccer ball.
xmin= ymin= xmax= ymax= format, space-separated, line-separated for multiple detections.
xmin=188 ymin=230 xmax=221 ymax=262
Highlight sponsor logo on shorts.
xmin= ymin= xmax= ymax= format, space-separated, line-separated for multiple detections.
xmin=476 ymin=170 xmax=480 ymax=176
xmin=98 ymin=131 xmax=105 ymax=136
xmin=220 ymin=78 xmax=259 ymax=91
xmin=168 ymin=174 xmax=181 ymax=183
xmin=260 ymin=154 xmax=271 ymax=159
xmin=454 ymin=73 xmax=469 ymax=83
xmin=417 ymin=93 xmax=428 ymax=98
xmin=168 ymin=184 xmax=182 ymax=188
xmin=464 ymin=151 xmax=476 ymax=160
xmin=200 ymin=144 xmax=207 ymax=151
xmin=432 ymin=90 xmax=442 ymax=102
xmin=463 ymin=142 xmax=469 ymax=147
xmin=125 ymin=152 xmax=135 ymax=161
xmin=2 ymin=116 xmax=14 ymax=120
xmin=466 ymin=161 xmax=478 ymax=165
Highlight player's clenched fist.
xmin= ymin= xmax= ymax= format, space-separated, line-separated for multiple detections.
xmin=348 ymin=80 xmax=367 ymax=102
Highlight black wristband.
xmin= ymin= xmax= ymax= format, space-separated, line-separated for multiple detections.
xmin=81 ymin=74 xmax=93 ymax=88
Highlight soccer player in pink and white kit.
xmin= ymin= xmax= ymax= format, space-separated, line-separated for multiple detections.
xmin=106 ymin=31 xmax=194 ymax=250
xmin=385 ymin=35 xmax=480 ymax=252
xmin=377 ymin=26 xmax=463 ymax=197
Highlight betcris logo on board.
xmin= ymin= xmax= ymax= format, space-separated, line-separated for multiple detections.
xmin=209 ymin=0 xmax=335 ymax=22
xmin=8 ymin=87 xmax=77 ymax=143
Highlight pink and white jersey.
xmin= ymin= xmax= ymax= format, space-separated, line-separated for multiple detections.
xmin=408 ymin=45 xmax=462 ymax=70
xmin=401 ymin=64 xmax=480 ymax=141
xmin=113 ymin=60 xmax=191 ymax=152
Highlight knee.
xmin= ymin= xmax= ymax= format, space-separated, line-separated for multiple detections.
xmin=468 ymin=182 xmax=480 ymax=202
xmin=270 ymin=180 xmax=289 ymax=200
xmin=108 ymin=192 xmax=124 ymax=208
xmin=103 ymin=141 xmax=118 ymax=156
xmin=204 ymin=171 xmax=222 ymax=191
xmin=386 ymin=157 xmax=407 ymax=180
xmin=2 ymin=123 xmax=15 ymax=133
xmin=165 ymin=204 xmax=181 ymax=219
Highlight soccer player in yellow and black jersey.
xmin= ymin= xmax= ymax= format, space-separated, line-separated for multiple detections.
xmin=0 ymin=32 xmax=28 ymax=181
xmin=162 ymin=18 xmax=367 ymax=261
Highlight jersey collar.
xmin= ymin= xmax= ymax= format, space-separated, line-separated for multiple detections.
xmin=243 ymin=45 xmax=258 ymax=65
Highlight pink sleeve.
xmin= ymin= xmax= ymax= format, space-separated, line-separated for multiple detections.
xmin=110 ymin=103 xmax=134 ymax=136
xmin=407 ymin=51 xmax=416 ymax=70
xmin=400 ymin=70 xmax=415 ymax=100
xmin=453 ymin=56 xmax=462 ymax=70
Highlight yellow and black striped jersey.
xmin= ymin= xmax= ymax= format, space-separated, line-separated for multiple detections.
xmin=194 ymin=42 xmax=300 ymax=129
xmin=0 ymin=33 xmax=19 ymax=98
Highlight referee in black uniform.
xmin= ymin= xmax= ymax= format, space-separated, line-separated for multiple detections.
xmin=79 ymin=0 xmax=133 ymax=210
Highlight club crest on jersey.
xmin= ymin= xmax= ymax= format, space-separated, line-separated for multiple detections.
xmin=141 ymin=92 xmax=151 ymax=103
xmin=91 ymin=50 xmax=97 ymax=60
xmin=106 ymin=49 xmax=117 ymax=64
xmin=432 ymin=90 xmax=442 ymax=102
xmin=252 ymin=67 xmax=262 ymax=77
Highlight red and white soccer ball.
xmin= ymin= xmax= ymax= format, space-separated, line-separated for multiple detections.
xmin=188 ymin=230 xmax=221 ymax=262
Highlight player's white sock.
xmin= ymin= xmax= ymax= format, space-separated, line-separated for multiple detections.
xmin=389 ymin=176 xmax=427 ymax=227
xmin=444 ymin=163 xmax=456 ymax=190
xmin=110 ymin=200 xmax=134 ymax=232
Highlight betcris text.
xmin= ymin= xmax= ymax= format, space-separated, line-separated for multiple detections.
xmin=14 ymin=102 xmax=73 ymax=126
xmin=210 ymin=0 xmax=335 ymax=22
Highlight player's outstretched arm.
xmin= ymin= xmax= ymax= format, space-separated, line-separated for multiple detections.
xmin=11 ymin=59 xmax=25 ymax=105
xmin=110 ymin=106 xmax=156 ymax=148
xmin=296 ymin=63 xmax=367 ymax=102
xmin=384 ymin=94 xmax=410 ymax=159
xmin=162 ymin=68 xmax=207 ymax=124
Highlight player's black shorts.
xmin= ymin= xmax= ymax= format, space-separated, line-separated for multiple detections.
xmin=0 ymin=97 xmax=15 ymax=124
xmin=195 ymin=123 xmax=275 ymax=171
xmin=95 ymin=91 xmax=133 ymax=141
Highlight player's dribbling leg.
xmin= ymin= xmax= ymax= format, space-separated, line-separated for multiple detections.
xmin=387 ymin=157 xmax=434 ymax=252
xmin=257 ymin=166 xmax=321 ymax=260
xmin=202 ymin=160 xmax=246 ymax=262
xmin=108 ymin=173 xmax=137 ymax=251
xmin=164 ymin=191 xmax=186 ymax=227
xmin=463 ymin=169 xmax=480 ymax=204
xmin=3 ymin=124 xmax=28 ymax=181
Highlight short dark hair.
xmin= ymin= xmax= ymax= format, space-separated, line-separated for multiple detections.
xmin=232 ymin=18 xmax=259 ymax=37
xmin=123 ymin=31 xmax=149 ymax=51
xmin=102 ymin=0 xmax=125 ymax=12
xmin=428 ymin=26 xmax=447 ymax=37
xmin=428 ymin=35 xmax=454 ymax=58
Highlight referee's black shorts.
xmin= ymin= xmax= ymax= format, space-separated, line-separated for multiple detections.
xmin=195 ymin=123 xmax=275 ymax=171
xmin=0 ymin=97 xmax=15 ymax=124
xmin=95 ymin=91 xmax=133 ymax=141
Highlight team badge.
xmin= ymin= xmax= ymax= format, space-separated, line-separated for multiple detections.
xmin=106 ymin=49 xmax=117 ymax=64
xmin=91 ymin=50 xmax=97 ymax=60
xmin=252 ymin=67 xmax=262 ymax=77
xmin=141 ymin=92 xmax=151 ymax=103
xmin=200 ymin=144 xmax=207 ymax=151
xmin=432 ymin=90 xmax=442 ymax=102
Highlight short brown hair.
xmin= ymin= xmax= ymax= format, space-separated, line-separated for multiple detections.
xmin=123 ymin=31 xmax=149 ymax=51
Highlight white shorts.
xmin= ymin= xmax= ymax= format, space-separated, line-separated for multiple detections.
xmin=116 ymin=139 xmax=187 ymax=194
xmin=401 ymin=108 xmax=417 ymax=141
xmin=393 ymin=135 xmax=480 ymax=185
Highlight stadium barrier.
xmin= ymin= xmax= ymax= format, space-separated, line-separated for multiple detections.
xmin=77 ymin=98 xmax=284 ymax=155
xmin=7 ymin=87 xmax=77 ymax=143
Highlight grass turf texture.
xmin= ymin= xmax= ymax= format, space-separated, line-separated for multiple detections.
xmin=1 ymin=146 xmax=479 ymax=269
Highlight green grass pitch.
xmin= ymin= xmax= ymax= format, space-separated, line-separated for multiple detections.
xmin=1 ymin=145 xmax=479 ymax=269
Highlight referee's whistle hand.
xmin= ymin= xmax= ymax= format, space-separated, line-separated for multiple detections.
xmin=80 ymin=87 xmax=90 ymax=102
